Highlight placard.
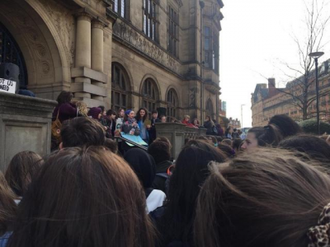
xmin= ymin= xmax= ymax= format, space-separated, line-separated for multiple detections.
xmin=0 ymin=78 xmax=16 ymax=94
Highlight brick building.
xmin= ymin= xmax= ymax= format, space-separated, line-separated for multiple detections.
xmin=0 ymin=0 xmax=224 ymax=122
xmin=251 ymin=59 xmax=330 ymax=127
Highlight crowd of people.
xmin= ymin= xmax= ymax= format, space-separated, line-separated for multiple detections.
xmin=1 ymin=90 xmax=330 ymax=246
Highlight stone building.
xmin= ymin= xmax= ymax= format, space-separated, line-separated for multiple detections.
xmin=251 ymin=59 xmax=330 ymax=127
xmin=0 ymin=0 xmax=224 ymax=122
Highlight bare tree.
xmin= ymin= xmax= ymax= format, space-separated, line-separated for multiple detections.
xmin=277 ymin=0 xmax=330 ymax=120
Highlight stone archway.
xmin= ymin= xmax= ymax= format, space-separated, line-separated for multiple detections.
xmin=0 ymin=0 xmax=72 ymax=99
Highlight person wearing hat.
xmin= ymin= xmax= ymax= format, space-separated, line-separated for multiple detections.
xmin=122 ymin=110 xmax=140 ymax=136
xmin=88 ymin=107 xmax=102 ymax=120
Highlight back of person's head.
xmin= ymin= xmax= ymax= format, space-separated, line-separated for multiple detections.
xmin=269 ymin=114 xmax=303 ymax=138
xmin=60 ymin=117 xmax=105 ymax=148
xmin=8 ymin=147 xmax=154 ymax=247
xmin=154 ymin=137 xmax=172 ymax=148
xmin=148 ymin=140 xmax=171 ymax=164
xmin=56 ymin=91 xmax=73 ymax=105
xmin=232 ymin=138 xmax=243 ymax=152
xmin=104 ymin=138 xmax=118 ymax=154
xmin=124 ymin=149 xmax=156 ymax=189
xmin=248 ymin=124 xmax=283 ymax=147
xmin=217 ymin=143 xmax=235 ymax=158
xmin=75 ymin=101 xmax=88 ymax=116
xmin=0 ymin=172 xmax=17 ymax=236
xmin=88 ymin=107 xmax=102 ymax=119
xmin=195 ymin=148 xmax=330 ymax=247
xmin=279 ymin=134 xmax=330 ymax=164
xmin=222 ymin=138 xmax=232 ymax=146
xmin=160 ymin=140 xmax=226 ymax=245
xmin=5 ymin=151 xmax=43 ymax=197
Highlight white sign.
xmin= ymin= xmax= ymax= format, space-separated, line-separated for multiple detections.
xmin=0 ymin=78 xmax=16 ymax=94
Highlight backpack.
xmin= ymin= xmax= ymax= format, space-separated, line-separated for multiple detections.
xmin=51 ymin=110 xmax=62 ymax=142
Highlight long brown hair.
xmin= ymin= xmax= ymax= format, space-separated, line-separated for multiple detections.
xmin=0 ymin=172 xmax=17 ymax=236
xmin=195 ymin=148 xmax=330 ymax=247
xmin=5 ymin=151 xmax=43 ymax=197
xmin=8 ymin=147 xmax=155 ymax=247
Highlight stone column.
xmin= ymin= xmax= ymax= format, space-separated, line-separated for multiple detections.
xmin=91 ymin=20 xmax=105 ymax=101
xmin=75 ymin=13 xmax=92 ymax=99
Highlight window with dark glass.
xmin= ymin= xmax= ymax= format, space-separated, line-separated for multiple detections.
xmin=0 ymin=22 xmax=27 ymax=87
xmin=167 ymin=89 xmax=178 ymax=119
xmin=113 ymin=0 xmax=126 ymax=18
xmin=168 ymin=7 xmax=178 ymax=57
xmin=142 ymin=78 xmax=159 ymax=115
xmin=206 ymin=99 xmax=214 ymax=118
xmin=204 ymin=26 xmax=212 ymax=68
xmin=143 ymin=0 xmax=157 ymax=40
xmin=111 ymin=63 xmax=130 ymax=112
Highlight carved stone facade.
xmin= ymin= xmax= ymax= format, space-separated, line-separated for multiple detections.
xmin=0 ymin=0 xmax=224 ymax=122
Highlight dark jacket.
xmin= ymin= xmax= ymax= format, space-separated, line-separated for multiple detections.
xmin=203 ymin=120 xmax=215 ymax=135
xmin=149 ymin=118 xmax=160 ymax=143
xmin=52 ymin=103 xmax=77 ymax=123
xmin=152 ymin=160 xmax=173 ymax=194
xmin=100 ymin=117 xmax=116 ymax=138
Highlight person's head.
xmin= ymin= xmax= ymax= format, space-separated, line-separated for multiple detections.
xmin=205 ymin=116 xmax=211 ymax=121
xmin=56 ymin=91 xmax=73 ymax=105
xmin=151 ymin=110 xmax=158 ymax=119
xmin=148 ymin=140 xmax=171 ymax=165
xmin=195 ymin=148 xmax=330 ymax=247
xmin=226 ymin=126 xmax=233 ymax=134
xmin=124 ymin=110 xmax=135 ymax=120
xmin=154 ymin=136 xmax=172 ymax=150
xmin=98 ymin=105 xmax=106 ymax=116
xmin=124 ymin=149 xmax=156 ymax=189
xmin=0 ymin=172 xmax=17 ymax=236
xmin=241 ymin=125 xmax=283 ymax=152
xmin=232 ymin=138 xmax=243 ymax=153
xmin=118 ymin=108 xmax=125 ymax=118
xmin=136 ymin=108 xmax=148 ymax=122
xmin=217 ymin=143 xmax=235 ymax=158
xmin=104 ymin=138 xmax=118 ymax=154
xmin=221 ymin=138 xmax=232 ymax=146
xmin=193 ymin=118 xmax=200 ymax=125
xmin=88 ymin=107 xmax=102 ymax=120
xmin=269 ymin=114 xmax=303 ymax=138
xmin=279 ymin=134 xmax=330 ymax=164
xmin=160 ymin=140 xmax=226 ymax=245
xmin=60 ymin=117 xmax=105 ymax=148
xmin=106 ymin=109 xmax=117 ymax=120
xmin=75 ymin=101 xmax=88 ymax=117
xmin=8 ymin=147 xmax=155 ymax=247
xmin=5 ymin=151 xmax=43 ymax=197
xmin=160 ymin=115 xmax=167 ymax=123
xmin=233 ymin=128 xmax=237 ymax=133
xmin=184 ymin=115 xmax=190 ymax=122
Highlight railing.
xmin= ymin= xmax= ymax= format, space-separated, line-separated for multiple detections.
xmin=114 ymin=135 xmax=148 ymax=151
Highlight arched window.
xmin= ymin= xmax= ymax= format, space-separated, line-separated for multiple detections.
xmin=142 ymin=78 xmax=159 ymax=114
xmin=111 ymin=63 xmax=131 ymax=112
xmin=206 ymin=99 xmax=214 ymax=119
xmin=167 ymin=89 xmax=178 ymax=119
xmin=0 ymin=22 xmax=27 ymax=87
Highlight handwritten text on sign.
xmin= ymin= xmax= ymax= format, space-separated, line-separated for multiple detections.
xmin=0 ymin=78 xmax=16 ymax=94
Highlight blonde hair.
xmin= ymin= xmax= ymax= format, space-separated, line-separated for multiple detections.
xmin=75 ymin=101 xmax=88 ymax=117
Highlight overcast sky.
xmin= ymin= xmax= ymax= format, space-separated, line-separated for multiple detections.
xmin=220 ymin=0 xmax=330 ymax=127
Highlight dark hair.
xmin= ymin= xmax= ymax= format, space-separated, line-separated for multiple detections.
xmin=195 ymin=148 xmax=330 ymax=247
xmin=232 ymin=138 xmax=243 ymax=152
xmin=158 ymin=140 xmax=226 ymax=246
xmin=98 ymin=105 xmax=105 ymax=112
xmin=5 ymin=151 xmax=43 ymax=197
xmin=148 ymin=140 xmax=171 ymax=164
xmin=217 ymin=143 xmax=235 ymax=158
xmin=61 ymin=117 xmax=105 ymax=148
xmin=222 ymin=139 xmax=232 ymax=146
xmin=152 ymin=110 xmax=158 ymax=114
xmin=104 ymin=138 xmax=118 ymax=154
xmin=0 ymin=172 xmax=17 ymax=236
xmin=248 ymin=124 xmax=283 ymax=147
xmin=279 ymin=134 xmax=330 ymax=164
xmin=269 ymin=114 xmax=303 ymax=138
xmin=225 ymin=126 xmax=232 ymax=136
xmin=56 ymin=91 xmax=73 ymax=105
xmin=136 ymin=108 xmax=148 ymax=122
xmin=8 ymin=147 xmax=155 ymax=247
xmin=106 ymin=109 xmax=116 ymax=116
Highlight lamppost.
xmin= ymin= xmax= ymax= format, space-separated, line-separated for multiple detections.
xmin=241 ymin=104 xmax=245 ymax=128
xmin=309 ymin=51 xmax=324 ymax=135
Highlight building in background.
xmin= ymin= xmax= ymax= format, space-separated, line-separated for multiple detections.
xmin=0 ymin=0 xmax=224 ymax=123
xmin=251 ymin=59 xmax=330 ymax=127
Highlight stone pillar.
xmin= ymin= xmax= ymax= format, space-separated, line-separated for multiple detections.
xmin=75 ymin=13 xmax=92 ymax=99
xmin=91 ymin=20 xmax=105 ymax=101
